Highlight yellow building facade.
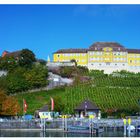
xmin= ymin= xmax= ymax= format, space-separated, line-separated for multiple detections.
xmin=53 ymin=42 xmax=140 ymax=73
xmin=53 ymin=49 xmax=88 ymax=66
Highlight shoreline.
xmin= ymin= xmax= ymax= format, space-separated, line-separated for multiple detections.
xmin=0 ymin=128 xmax=64 ymax=131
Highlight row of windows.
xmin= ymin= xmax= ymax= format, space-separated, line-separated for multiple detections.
xmin=114 ymin=58 xmax=127 ymax=61
xmin=130 ymin=60 xmax=140 ymax=63
xmin=57 ymin=53 xmax=140 ymax=57
xmin=89 ymin=52 xmax=127 ymax=55
xmin=89 ymin=58 xmax=127 ymax=61
xmin=128 ymin=55 xmax=140 ymax=58
xmin=90 ymin=63 xmax=140 ymax=67
xmin=91 ymin=63 xmax=126 ymax=66
xmin=94 ymin=47 xmax=121 ymax=51
xmin=57 ymin=54 xmax=86 ymax=57
xmin=113 ymin=52 xmax=127 ymax=55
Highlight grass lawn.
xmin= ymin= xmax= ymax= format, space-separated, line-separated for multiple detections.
xmin=15 ymin=87 xmax=66 ymax=115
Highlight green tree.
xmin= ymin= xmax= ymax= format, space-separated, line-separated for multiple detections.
xmin=59 ymin=66 xmax=74 ymax=78
xmin=0 ymin=56 xmax=19 ymax=71
xmin=0 ymin=76 xmax=7 ymax=91
xmin=70 ymin=59 xmax=77 ymax=66
xmin=37 ymin=59 xmax=47 ymax=65
xmin=19 ymin=49 xmax=36 ymax=68
xmin=6 ymin=72 xmax=29 ymax=94
xmin=24 ymin=64 xmax=48 ymax=88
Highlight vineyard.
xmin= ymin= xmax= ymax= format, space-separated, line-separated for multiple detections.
xmin=16 ymin=70 xmax=140 ymax=116
xmin=63 ymin=73 xmax=140 ymax=115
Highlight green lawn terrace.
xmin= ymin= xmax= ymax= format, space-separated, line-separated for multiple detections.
xmin=16 ymin=87 xmax=66 ymax=115
xmin=16 ymin=71 xmax=140 ymax=117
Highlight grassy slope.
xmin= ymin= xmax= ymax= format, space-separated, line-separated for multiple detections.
xmin=15 ymin=74 xmax=140 ymax=115
xmin=16 ymin=87 xmax=66 ymax=115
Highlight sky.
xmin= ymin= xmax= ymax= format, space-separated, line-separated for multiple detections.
xmin=0 ymin=4 xmax=140 ymax=60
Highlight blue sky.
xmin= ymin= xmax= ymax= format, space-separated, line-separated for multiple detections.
xmin=0 ymin=4 xmax=140 ymax=60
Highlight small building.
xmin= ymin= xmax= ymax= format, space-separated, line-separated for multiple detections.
xmin=35 ymin=105 xmax=59 ymax=119
xmin=74 ymin=100 xmax=101 ymax=119
xmin=39 ymin=105 xmax=52 ymax=119
xmin=2 ymin=50 xmax=22 ymax=58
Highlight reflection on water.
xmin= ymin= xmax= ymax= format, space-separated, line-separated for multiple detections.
xmin=0 ymin=130 xmax=140 ymax=137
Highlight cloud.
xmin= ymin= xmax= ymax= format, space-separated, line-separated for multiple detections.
xmin=73 ymin=5 xmax=140 ymax=18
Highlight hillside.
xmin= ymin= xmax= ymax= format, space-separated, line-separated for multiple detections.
xmin=16 ymin=87 xmax=66 ymax=115
xmin=15 ymin=70 xmax=140 ymax=117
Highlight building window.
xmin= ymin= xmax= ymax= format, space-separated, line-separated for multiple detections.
xmin=115 ymin=64 xmax=117 ymax=66
xmin=106 ymin=63 xmax=110 ymax=65
xmin=130 ymin=60 xmax=132 ymax=63
xmin=90 ymin=52 xmax=93 ymax=55
xmin=123 ymin=64 xmax=125 ymax=66
xmin=57 ymin=54 xmax=60 ymax=57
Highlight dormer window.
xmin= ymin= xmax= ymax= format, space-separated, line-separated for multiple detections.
xmin=118 ymin=48 xmax=120 ymax=51
xmin=106 ymin=48 xmax=109 ymax=51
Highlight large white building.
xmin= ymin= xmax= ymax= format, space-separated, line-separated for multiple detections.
xmin=53 ymin=42 xmax=140 ymax=74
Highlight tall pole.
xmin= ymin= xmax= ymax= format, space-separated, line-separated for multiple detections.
xmin=123 ymin=118 xmax=127 ymax=136
xmin=128 ymin=117 xmax=131 ymax=137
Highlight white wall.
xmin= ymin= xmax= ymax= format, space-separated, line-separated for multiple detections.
xmin=88 ymin=62 xmax=128 ymax=74
xmin=0 ymin=71 xmax=7 ymax=77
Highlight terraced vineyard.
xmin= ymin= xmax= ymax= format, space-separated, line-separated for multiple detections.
xmin=16 ymin=71 xmax=140 ymax=116
xmin=63 ymin=75 xmax=140 ymax=114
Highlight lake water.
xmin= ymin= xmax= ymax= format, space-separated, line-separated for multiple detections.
xmin=0 ymin=129 xmax=140 ymax=137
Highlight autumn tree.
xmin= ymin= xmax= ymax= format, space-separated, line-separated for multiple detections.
xmin=0 ymin=90 xmax=7 ymax=114
xmin=2 ymin=96 xmax=21 ymax=116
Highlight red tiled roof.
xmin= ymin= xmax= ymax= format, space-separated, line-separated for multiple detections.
xmin=127 ymin=49 xmax=140 ymax=54
xmin=3 ymin=50 xmax=22 ymax=58
xmin=89 ymin=42 xmax=127 ymax=52
xmin=54 ymin=48 xmax=87 ymax=53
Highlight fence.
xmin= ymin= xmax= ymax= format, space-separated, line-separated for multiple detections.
xmin=1 ymin=118 xmax=140 ymax=130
